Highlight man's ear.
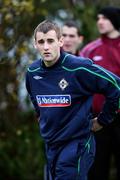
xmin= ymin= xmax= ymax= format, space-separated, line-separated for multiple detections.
xmin=59 ymin=37 xmax=64 ymax=47
xmin=33 ymin=39 xmax=37 ymax=49
xmin=79 ymin=35 xmax=84 ymax=44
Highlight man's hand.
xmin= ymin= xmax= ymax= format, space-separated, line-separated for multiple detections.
xmin=91 ymin=117 xmax=103 ymax=132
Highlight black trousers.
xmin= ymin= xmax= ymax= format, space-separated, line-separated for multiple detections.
xmin=88 ymin=114 xmax=120 ymax=180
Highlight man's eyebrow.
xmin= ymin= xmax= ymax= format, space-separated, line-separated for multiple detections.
xmin=62 ymin=33 xmax=68 ymax=36
xmin=62 ymin=33 xmax=75 ymax=37
xmin=37 ymin=38 xmax=54 ymax=41
xmin=38 ymin=39 xmax=44 ymax=42
xmin=47 ymin=38 xmax=54 ymax=40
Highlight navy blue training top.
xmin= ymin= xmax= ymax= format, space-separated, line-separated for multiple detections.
xmin=26 ymin=51 xmax=120 ymax=144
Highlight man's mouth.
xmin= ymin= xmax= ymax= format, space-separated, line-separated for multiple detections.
xmin=44 ymin=52 xmax=51 ymax=56
xmin=65 ymin=44 xmax=71 ymax=48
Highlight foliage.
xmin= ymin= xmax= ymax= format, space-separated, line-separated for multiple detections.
xmin=0 ymin=110 xmax=45 ymax=180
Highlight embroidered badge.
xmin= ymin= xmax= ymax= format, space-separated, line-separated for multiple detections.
xmin=59 ymin=78 xmax=68 ymax=90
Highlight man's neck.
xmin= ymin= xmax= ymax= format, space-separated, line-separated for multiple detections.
xmin=43 ymin=53 xmax=60 ymax=67
xmin=107 ymin=30 xmax=120 ymax=39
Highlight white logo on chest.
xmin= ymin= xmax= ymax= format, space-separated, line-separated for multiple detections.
xmin=33 ymin=75 xmax=43 ymax=80
xmin=93 ymin=56 xmax=103 ymax=61
xmin=59 ymin=78 xmax=68 ymax=90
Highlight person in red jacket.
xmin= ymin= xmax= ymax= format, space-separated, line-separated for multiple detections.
xmin=80 ymin=6 xmax=120 ymax=180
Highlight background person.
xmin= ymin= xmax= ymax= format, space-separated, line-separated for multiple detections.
xmin=62 ymin=20 xmax=83 ymax=55
xmin=80 ymin=6 xmax=120 ymax=180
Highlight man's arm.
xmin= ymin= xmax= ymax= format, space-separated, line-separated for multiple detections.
xmin=25 ymin=71 xmax=40 ymax=120
xmin=77 ymin=61 xmax=120 ymax=126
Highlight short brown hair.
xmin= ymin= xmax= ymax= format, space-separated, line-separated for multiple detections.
xmin=34 ymin=20 xmax=62 ymax=40
xmin=63 ymin=20 xmax=81 ymax=36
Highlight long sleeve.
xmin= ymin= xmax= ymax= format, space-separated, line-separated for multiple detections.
xmin=76 ymin=62 xmax=120 ymax=125
xmin=25 ymin=71 xmax=40 ymax=118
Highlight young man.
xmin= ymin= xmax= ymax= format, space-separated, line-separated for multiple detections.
xmin=80 ymin=6 xmax=120 ymax=180
xmin=26 ymin=20 xmax=120 ymax=180
xmin=62 ymin=20 xmax=83 ymax=55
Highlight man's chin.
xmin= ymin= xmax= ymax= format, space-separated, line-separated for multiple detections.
xmin=43 ymin=60 xmax=52 ymax=64
xmin=43 ymin=57 xmax=52 ymax=62
xmin=63 ymin=49 xmax=72 ymax=54
xmin=99 ymin=31 xmax=107 ymax=35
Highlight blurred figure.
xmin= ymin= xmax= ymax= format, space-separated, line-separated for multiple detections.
xmin=80 ymin=6 xmax=120 ymax=180
xmin=62 ymin=20 xmax=83 ymax=55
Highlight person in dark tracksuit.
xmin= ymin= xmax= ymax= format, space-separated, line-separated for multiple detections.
xmin=25 ymin=20 xmax=120 ymax=180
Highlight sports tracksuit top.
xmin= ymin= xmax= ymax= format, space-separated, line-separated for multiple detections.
xmin=26 ymin=51 xmax=120 ymax=145
xmin=80 ymin=35 xmax=120 ymax=114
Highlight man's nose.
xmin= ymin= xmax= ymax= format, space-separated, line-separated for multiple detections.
xmin=65 ymin=36 xmax=70 ymax=41
xmin=97 ymin=18 xmax=104 ymax=24
xmin=44 ymin=42 xmax=49 ymax=50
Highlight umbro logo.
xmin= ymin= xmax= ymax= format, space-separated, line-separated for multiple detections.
xmin=33 ymin=75 xmax=43 ymax=80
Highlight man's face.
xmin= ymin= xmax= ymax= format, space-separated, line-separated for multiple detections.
xmin=35 ymin=30 xmax=63 ymax=67
xmin=62 ymin=26 xmax=82 ymax=55
xmin=97 ymin=14 xmax=115 ymax=35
